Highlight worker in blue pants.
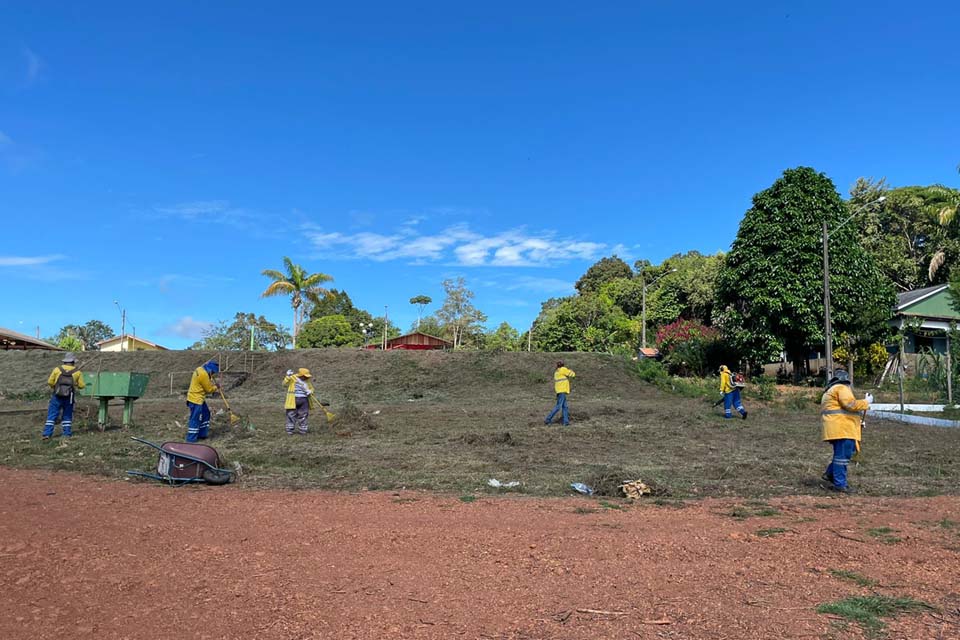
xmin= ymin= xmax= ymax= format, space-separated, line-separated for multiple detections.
xmin=42 ymin=352 xmax=85 ymax=440
xmin=718 ymin=365 xmax=747 ymax=420
xmin=186 ymin=360 xmax=219 ymax=442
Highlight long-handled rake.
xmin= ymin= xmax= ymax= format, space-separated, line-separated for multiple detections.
xmin=309 ymin=395 xmax=336 ymax=423
xmin=216 ymin=386 xmax=242 ymax=426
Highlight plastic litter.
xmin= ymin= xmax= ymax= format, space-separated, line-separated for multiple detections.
xmin=487 ymin=478 xmax=520 ymax=488
xmin=570 ymin=482 xmax=594 ymax=495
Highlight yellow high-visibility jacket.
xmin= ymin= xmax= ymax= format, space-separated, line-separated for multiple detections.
xmin=554 ymin=367 xmax=575 ymax=394
xmin=47 ymin=365 xmax=86 ymax=391
xmin=821 ymin=383 xmax=869 ymax=443
xmin=187 ymin=366 xmax=217 ymax=405
xmin=283 ymin=375 xmax=315 ymax=410
xmin=719 ymin=366 xmax=733 ymax=393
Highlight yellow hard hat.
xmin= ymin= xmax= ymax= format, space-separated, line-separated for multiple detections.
xmin=297 ymin=367 xmax=312 ymax=378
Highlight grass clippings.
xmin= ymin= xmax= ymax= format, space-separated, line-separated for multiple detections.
xmin=866 ymin=527 xmax=902 ymax=545
xmin=816 ymin=595 xmax=933 ymax=637
xmin=828 ymin=569 xmax=878 ymax=587
xmin=4 ymin=349 xmax=960 ymax=497
xmin=728 ymin=503 xmax=781 ymax=520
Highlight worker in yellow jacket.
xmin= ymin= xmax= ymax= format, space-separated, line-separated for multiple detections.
xmin=544 ymin=360 xmax=576 ymax=426
xmin=820 ymin=369 xmax=872 ymax=494
xmin=719 ymin=365 xmax=747 ymax=420
xmin=185 ymin=360 xmax=219 ymax=442
xmin=283 ymin=368 xmax=314 ymax=435
xmin=42 ymin=352 xmax=86 ymax=439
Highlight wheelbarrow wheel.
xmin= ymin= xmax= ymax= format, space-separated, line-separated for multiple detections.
xmin=202 ymin=469 xmax=232 ymax=485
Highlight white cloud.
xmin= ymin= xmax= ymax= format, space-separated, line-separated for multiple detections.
xmin=154 ymin=200 xmax=230 ymax=218
xmin=0 ymin=254 xmax=64 ymax=267
xmin=159 ymin=316 xmax=212 ymax=339
xmin=503 ymin=276 xmax=575 ymax=294
xmin=23 ymin=47 xmax=42 ymax=83
xmin=306 ymin=223 xmax=607 ymax=267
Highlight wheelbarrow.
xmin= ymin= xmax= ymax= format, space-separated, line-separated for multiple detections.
xmin=127 ymin=437 xmax=233 ymax=485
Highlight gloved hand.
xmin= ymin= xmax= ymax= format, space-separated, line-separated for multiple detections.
xmin=865 ymin=392 xmax=874 ymax=404
xmin=286 ymin=369 xmax=294 ymax=376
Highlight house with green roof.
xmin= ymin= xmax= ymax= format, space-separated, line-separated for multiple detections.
xmin=892 ymin=284 xmax=960 ymax=354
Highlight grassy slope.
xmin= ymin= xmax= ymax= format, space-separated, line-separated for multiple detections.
xmin=1 ymin=349 xmax=959 ymax=498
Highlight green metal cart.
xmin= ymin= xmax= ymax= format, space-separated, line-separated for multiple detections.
xmin=79 ymin=372 xmax=150 ymax=430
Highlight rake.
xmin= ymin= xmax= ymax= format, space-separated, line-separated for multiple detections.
xmin=216 ymin=386 xmax=242 ymax=426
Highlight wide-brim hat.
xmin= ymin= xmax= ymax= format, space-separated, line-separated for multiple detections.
xmin=62 ymin=352 xmax=77 ymax=363
xmin=297 ymin=367 xmax=312 ymax=378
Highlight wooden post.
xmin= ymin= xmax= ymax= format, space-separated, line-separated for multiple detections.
xmin=947 ymin=334 xmax=953 ymax=404
xmin=898 ymin=335 xmax=905 ymax=413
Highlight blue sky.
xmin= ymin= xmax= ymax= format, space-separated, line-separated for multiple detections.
xmin=2 ymin=1 xmax=958 ymax=348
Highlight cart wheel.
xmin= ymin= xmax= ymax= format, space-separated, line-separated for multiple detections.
xmin=202 ymin=469 xmax=232 ymax=485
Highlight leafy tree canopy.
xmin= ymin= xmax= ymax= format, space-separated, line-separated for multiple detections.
xmin=715 ymin=166 xmax=893 ymax=371
xmin=50 ymin=320 xmax=115 ymax=350
xmin=436 ymin=277 xmax=487 ymax=349
xmin=190 ymin=312 xmax=290 ymax=351
xmin=533 ymin=293 xmax=630 ymax=353
xmin=852 ymin=178 xmax=960 ymax=292
xmin=484 ymin=322 xmax=521 ymax=352
xmin=575 ymin=255 xmax=633 ymax=294
xmin=298 ymin=315 xmax=360 ymax=348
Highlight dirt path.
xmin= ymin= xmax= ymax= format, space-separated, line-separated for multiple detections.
xmin=2 ymin=468 xmax=959 ymax=640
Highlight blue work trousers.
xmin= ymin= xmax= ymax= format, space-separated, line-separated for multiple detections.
xmin=186 ymin=401 xmax=211 ymax=442
xmin=545 ymin=393 xmax=570 ymax=425
xmin=43 ymin=394 xmax=74 ymax=437
xmin=724 ymin=389 xmax=746 ymax=419
xmin=824 ymin=438 xmax=857 ymax=489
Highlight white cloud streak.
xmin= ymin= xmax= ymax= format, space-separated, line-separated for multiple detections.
xmin=306 ymin=224 xmax=607 ymax=267
xmin=159 ymin=316 xmax=213 ymax=339
xmin=153 ymin=200 xmax=231 ymax=219
xmin=0 ymin=255 xmax=64 ymax=267
xmin=23 ymin=47 xmax=42 ymax=83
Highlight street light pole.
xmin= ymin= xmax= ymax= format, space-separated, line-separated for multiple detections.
xmin=822 ymin=196 xmax=886 ymax=380
xmin=114 ymin=300 xmax=126 ymax=352
xmin=641 ymin=268 xmax=677 ymax=349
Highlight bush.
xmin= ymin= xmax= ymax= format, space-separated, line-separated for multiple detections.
xmin=655 ymin=319 xmax=736 ymax=377
xmin=634 ymin=359 xmax=668 ymax=384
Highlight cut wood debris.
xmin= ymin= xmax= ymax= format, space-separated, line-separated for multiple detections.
xmin=620 ymin=479 xmax=652 ymax=499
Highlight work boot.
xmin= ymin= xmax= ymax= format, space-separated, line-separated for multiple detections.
xmin=741 ymin=411 xmax=748 ymax=420
xmin=821 ymin=472 xmax=833 ymax=484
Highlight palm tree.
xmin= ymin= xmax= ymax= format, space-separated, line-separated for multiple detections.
xmin=261 ymin=257 xmax=333 ymax=348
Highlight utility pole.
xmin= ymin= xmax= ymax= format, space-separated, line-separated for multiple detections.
xmin=383 ymin=305 xmax=388 ymax=350
xmin=822 ymin=220 xmax=833 ymax=379
xmin=527 ymin=325 xmax=532 ymax=352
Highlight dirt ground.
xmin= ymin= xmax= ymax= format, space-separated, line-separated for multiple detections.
xmin=2 ymin=468 xmax=959 ymax=640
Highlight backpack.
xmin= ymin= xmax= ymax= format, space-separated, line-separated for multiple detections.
xmin=54 ymin=366 xmax=75 ymax=398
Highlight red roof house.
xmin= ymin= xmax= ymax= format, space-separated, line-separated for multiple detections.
xmin=364 ymin=331 xmax=453 ymax=350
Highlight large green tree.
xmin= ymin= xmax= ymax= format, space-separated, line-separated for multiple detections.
xmin=715 ymin=167 xmax=893 ymax=374
xmin=190 ymin=313 xmax=290 ymax=350
xmin=298 ymin=315 xmax=359 ymax=348
xmin=50 ymin=320 xmax=115 ymax=350
xmin=436 ymin=277 xmax=487 ymax=349
xmin=852 ymin=178 xmax=960 ymax=291
xmin=484 ymin=322 xmax=521 ymax=351
xmin=261 ymin=257 xmax=333 ymax=348
xmin=532 ymin=293 xmax=629 ymax=352
xmin=575 ymin=255 xmax=633 ymax=294
xmin=647 ymin=251 xmax=724 ymax=325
